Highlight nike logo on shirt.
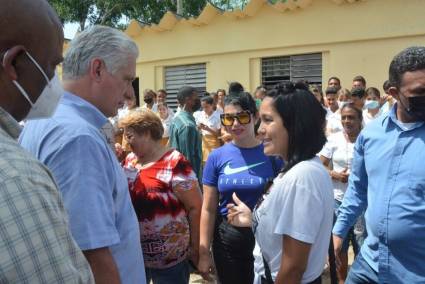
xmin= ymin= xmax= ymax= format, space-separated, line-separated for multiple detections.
xmin=223 ymin=162 xmax=265 ymax=175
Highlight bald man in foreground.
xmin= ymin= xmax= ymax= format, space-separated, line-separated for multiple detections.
xmin=0 ymin=0 xmax=94 ymax=282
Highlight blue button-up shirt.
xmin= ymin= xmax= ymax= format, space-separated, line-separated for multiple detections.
xmin=333 ymin=104 xmax=425 ymax=283
xmin=19 ymin=92 xmax=146 ymax=284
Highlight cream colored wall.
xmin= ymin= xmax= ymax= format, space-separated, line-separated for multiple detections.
xmin=128 ymin=0 xmax=425 ymax=96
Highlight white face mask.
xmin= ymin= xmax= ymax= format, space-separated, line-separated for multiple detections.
xmin=8 ymin=51 xmax=63 ymax=120
xmin=338 ymin=101 xmax=352 ymax=109
xmin=364 ymin=100 xmax=380 ymax=110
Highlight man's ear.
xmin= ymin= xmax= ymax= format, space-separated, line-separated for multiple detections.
xmin=88 ymin=58 xmax=104 ymax=82
xmin=1 ymin=45 xmax=26 ymax=81
xmin=388 ymin=86 xmax=400 ymax=101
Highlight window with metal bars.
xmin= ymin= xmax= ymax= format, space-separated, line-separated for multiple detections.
xmin=261 ymin=53 xmax=322 ymax=90
xmin=164 ymin=63 xmax=207 ymax=110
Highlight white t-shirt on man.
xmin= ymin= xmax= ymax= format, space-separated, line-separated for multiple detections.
xmin=253 ymin=157 xmax=333 ymax=283
xmin=319 ymin=131 xmax=354 ymax=201
xmin=326 ymin=109 xmax=343 ymax=135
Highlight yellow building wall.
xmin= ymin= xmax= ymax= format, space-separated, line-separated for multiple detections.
xmin=126 ymin=0 xmax=425 ymax=96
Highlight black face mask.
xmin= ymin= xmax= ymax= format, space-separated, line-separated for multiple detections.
xmin=192 ymin=99 xmax=201 ymax=112
xmin=402 ymin=95 xmax=425 ymax=121
xmin=144 ymin=97 xmax=153 ymax=105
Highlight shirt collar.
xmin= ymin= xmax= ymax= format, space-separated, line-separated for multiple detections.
xmin=62 ymin=91 xmax=108 ymax=130
xmin=179 ymin=109 xmax=195 ymax=119
xmin=384 ymin=102 xmax=424 ymax=131
xmin=0 ymin=106 xmax=22 ymax=139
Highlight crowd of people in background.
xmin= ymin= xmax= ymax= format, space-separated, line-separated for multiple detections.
xmin=1 ymin=1 xmax=425 ymax=284
xmin=104 ymin=59 xmax=411 ymax=284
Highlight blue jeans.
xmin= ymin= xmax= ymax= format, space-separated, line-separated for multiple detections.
xmin=346 ymin=252 xmax=378 ymax=284
xmin=145 ymin=260 xmax=189 ymax=284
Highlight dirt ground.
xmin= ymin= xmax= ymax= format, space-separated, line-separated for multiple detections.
xmin=188 ymin=247 xmax=355 ymax=284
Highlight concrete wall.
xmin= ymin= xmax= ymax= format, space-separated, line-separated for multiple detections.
xmin=126 ymin=0 xmax=425 ymax=97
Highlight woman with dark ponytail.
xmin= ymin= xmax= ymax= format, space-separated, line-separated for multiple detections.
xmin=227 ymin=82 xmax=334 ymax=284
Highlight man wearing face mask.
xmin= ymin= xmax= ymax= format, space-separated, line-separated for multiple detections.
xmin=0 ymin=0 xmax=94 ymax=282
xmin=169 ymin=86 xmax=202 ymax=181
xmin=20 ymin=26 xmax=146 ymax=284
xmin=333 ymin=46 xmax=425 ymax=283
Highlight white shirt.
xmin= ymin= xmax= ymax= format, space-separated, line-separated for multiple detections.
xmin=167 ymin=107 xmax=175 ymax=117
xmin=141 ymin=103 xmax=158 ymax=113
xmin=253 ymin=157 xmax=333 ymax=283
xmin=253 ymin=243 xmax=265 ymax=284
xmin=193 ymin=110 xmax=202 ymax=125
xmin=326 ymin=109 xmax=343 ymax=135
xmin=109 ymin=106 xmax=140 ymax=130
xmin=324 ymin=107 xmax=332 ymax=120
xmin=194 ymin=110 xmax=221 ymax=136
xmin=363 ymin=108 xmax=382 ymax=125
xmin=160 ymin=114 xmax=173 ymax=138
xmin=319 ymin=132 xmax=354 ymax=201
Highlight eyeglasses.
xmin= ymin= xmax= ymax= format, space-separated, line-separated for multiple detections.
xmin=220 ymin=111 xmax=251 ymax=126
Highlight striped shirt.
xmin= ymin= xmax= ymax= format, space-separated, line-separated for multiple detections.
xmin=0 ymin=106 xmax=94 ymax=283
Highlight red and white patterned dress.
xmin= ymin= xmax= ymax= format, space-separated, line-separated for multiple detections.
xmin=123 ymin=149 xmax=200 ymax=269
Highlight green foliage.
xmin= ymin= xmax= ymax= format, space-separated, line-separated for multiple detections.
xmin=48 ymin=0 xmax=282 ymax=31
xmin=48 ymin=0 xmax=128 ymax=30
xmin=124 ymin=0 xmax=176 ymax=25
xmin=209 ymin=0 xmax=249 ymax=10
xmin=182 ymin=0 xmax=207 ymax=17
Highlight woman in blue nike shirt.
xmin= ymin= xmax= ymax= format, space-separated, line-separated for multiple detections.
xmin=199 ymin=91 xmax=280 ymax=283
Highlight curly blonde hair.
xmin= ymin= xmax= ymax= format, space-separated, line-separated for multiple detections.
xmin=119 ymin=109 xmax=164 ymax=141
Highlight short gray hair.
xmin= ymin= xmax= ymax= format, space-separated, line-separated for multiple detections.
xmin=63 ymin=25 xmax=139 ymax=80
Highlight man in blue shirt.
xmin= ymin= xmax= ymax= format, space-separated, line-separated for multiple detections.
xmin=333 ymin=46 xmax=425 ymax=283
xmin=20 ymin=26 xmax=146 ymax=284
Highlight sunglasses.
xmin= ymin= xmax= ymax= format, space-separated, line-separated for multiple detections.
xmin=220 ymin=111 xmax=251 ymax=126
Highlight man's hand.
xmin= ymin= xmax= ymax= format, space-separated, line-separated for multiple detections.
xmin=333 ymin=234 xmax=344 ymax=269
xmin=83 ymin=247 xmax=121 ymax=284
xmin=331 ymin=168 xmax=349 ymax=183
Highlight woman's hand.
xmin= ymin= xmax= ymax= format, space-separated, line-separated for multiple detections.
xmin=219 ymin=132 xmax=232 ymax=143
xmin=226 ymin=193 xmax=253 ymax=227
xmin=198 ymin=252 xmax=215 ymax=281
xmin=188 ymin=245 xmax=199 ymax=271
